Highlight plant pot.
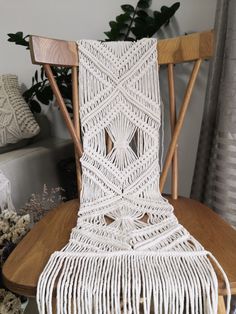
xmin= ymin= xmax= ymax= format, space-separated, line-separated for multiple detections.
xmin=58 ymin=157 xmax=78 ymax=200
xmin=47 ymin=102 xmax=71 ymax=139
xmin=20 ymin=297 xmax=29 ymax=312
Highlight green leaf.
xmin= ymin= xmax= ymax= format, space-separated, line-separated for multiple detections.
xmin=109 ymin=21 xmax=118 ymax=29
xmin=7 ymin=33 xmax=17 ymax=42
xmin=160 ymin=2 xmax=180 ymax=16
xmin=104 ymin=26 xmax=124 ymax=40
xmin=23 ymin=82 xmax=42 ymax=102
xmin=137 ymin=0 xmax=150 ymax=9
xmin=51 ymin=66 xmax=59 ymax=77
xmin=153 ymin=11 xmax=161 ymax=20
xmin=131 ymin=27 xmax=145 ymax=38
xmin=40 ymin=67 xmax=45 ymax=81
xmin=104 ymin=32 xmax=116 ymax=41
xmin=7 ymin=31 xmax=29 ymax=48
xmin=36 ymin=89 xmax=50 ymax=105
xmin=15 ymin=31 xmax=23 ymax=37
xmin=8 ymin=31 xmax=24 ymax=41
xmin=109 ymin=21 xmax=126 ymax=31
xmin=161 ymin=6 xmax=169 ymax=12
xmin=151 ymin=2 xmax=180 ymax=35
xmin=116 ymin=13 xmax=131 ymax=23
xmin=121 ymin=4 xmax=135 ymax=13
xmin=119 ymin=33 xmax=126 ymax=39
xmin=104 ymin=31 xmax=115 ymax=40
xmin=60 ymin=85 xmax=71 ymax=100
xmin=29 ymin=99 xmax=41 ymax=113
xmin=126 ymin=37 xmax=135 ymax=41
xmin=34 ymin=70 xmax=38 ymax=83
xmin=66 ymin=106 xmax=73 ymax=114
xmin=120 ymin=23 xmax=129 ymax=30
xmin=136 ymin=10 xmax=148 ymax=17
xmin=134 ymin=16 xmax=146 ymax=24
xmin=41 ymin=85 xmax=54 ymax=101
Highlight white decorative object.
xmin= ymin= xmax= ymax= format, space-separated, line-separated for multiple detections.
xmin=0 ymin=75 xmax=40 ymax=147
xmin=0 ymin=170 xmax=15 ymax=212
xmin=37 ymin=39 xmax=230 ymax=313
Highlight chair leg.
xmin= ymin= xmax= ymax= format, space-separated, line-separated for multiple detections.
xmin=52 ymin=297 xmax=57 ymax=314
xmin=218 ymin=295 xmax=226 ymax=314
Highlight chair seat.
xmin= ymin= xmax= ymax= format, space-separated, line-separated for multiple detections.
xmin=2 ymin=196 xmax=236 ymax=297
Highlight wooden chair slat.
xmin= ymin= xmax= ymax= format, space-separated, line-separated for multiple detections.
xmin=167 ymin=63 xmax=178 ymax=199
xmin=30 ymin=31 xmax=214 ymax=67
xmin=30 ymin=36 xmax=78 ymax=67
xmin=43 ymin=64 xmax=83 ymax=158
xmin=72 ymin=66 xmax=82 ymax=191
xmin=160 ymin=58 xmax=202 ymax=192
xmin=157 ymin=30 xmax=214 ymax=64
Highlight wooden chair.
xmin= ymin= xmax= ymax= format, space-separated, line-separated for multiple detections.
xmin=3 ymin=31 xmax=236 ymax=313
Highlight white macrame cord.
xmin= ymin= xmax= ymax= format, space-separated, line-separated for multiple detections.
xmin=37 ymin=39 xmax=230 ymax=314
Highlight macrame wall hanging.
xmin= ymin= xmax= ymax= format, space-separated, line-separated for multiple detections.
xmin=37 ymin=39 xmax=230 ymax=314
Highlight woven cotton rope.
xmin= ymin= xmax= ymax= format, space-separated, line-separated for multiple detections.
xmin=37 ymin=39 xmax=230 ymax=314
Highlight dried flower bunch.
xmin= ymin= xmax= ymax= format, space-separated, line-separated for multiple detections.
xmin=20 ymin=184 xmax=65 ymax=223
xmin=0 ymin=210 xmax=30 ymax=265
xmin=0 ymin=184 xmax=64 ymax=311
xmin=0 ymin=289 xmax=22 ymax=314
xmin=0 ymin=185 xmax=64 ymax=312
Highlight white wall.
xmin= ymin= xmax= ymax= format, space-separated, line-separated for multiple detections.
xmin=0 ymin=0 xmax=217 ymax=196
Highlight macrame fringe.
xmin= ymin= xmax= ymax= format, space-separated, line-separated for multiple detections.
xmin=37 ymin=251 xmax=230 ymax=314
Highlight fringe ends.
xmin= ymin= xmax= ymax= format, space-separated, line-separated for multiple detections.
xmin=37 ymin=251 xmax=230 ymax=314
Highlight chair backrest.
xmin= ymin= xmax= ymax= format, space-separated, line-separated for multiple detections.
xmin=29 ymin=31 xmax=214 ymax=199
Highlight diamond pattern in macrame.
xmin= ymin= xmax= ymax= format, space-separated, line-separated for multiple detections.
xmin=37 ymin=39 xmax=230 ymax=314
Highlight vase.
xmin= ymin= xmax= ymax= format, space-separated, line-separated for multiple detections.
xmin=20 ymin=297 xmax=29 ymax=312
xmin=46 ymin=102 xmax=71 ymax=139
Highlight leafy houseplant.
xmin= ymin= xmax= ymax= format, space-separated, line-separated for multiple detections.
xmin=7 ymin=0 xmax=180 ymax=114
xmin=104 ymin=1 xmax=180 ymax=41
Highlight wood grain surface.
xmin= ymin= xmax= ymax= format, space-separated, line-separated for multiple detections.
xmin=30 ymin=30 xmax=214 ymax=67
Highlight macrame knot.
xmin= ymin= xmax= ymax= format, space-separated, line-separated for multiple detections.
xmin=115 ymin=215 xmax=132 ymax=221
xmin=113 ymin=138 xmax=129 ymax=150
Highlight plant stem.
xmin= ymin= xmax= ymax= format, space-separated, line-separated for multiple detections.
xmin=124 ymin=5 xmax=138 ymax=40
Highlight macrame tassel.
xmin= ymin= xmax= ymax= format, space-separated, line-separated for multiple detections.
xmin=37 ymin=251 xmax=230 ymax=314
